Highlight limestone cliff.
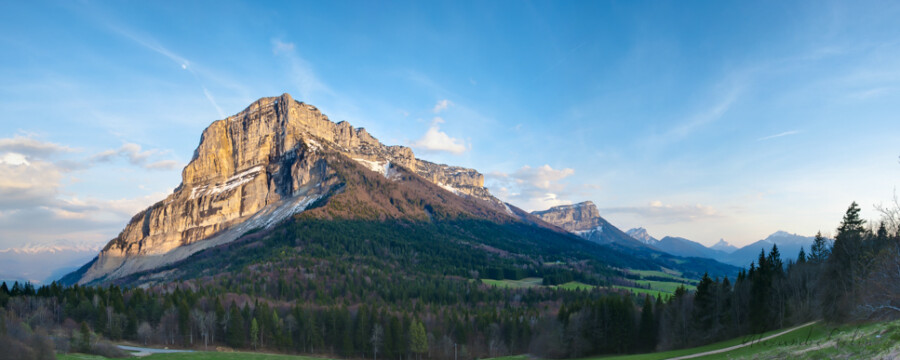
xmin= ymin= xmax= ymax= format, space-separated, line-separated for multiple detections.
xmin=531 ymin=201 xmax=603 ymax=233
xmin=75 ymin=93 xmax=502 ymax=284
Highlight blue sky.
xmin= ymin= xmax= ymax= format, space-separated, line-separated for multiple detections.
xmin=1 ymin=0 xmax=899 ymax=249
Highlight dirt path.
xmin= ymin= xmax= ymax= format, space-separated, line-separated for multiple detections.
xmin=117 ymin=345 xmax=195 ymax=357
xmin=666 ymin=321 xmax=819 ymax=360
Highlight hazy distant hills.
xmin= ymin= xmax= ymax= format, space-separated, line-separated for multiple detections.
xmin=0 ymin=240 xmax=102 ymax=284
xmin=723 ymin=231 xmax=819 ymax=267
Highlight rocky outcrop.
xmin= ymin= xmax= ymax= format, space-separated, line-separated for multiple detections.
xmin=75 ymin=93 xmax=501 ymax=284
xmin=531 ymin=201 xmax=602 ymax=233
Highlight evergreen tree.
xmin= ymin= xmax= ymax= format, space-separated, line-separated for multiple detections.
xmin=226 ymin=304 xmax=246 ymax=348
xmin=797 ymin=247 xmax=807 ymax=264
xmin=809 ymin=231 xmax=830 ymax=264
xmin=409 ymin=320 xmax=428 ymax=360
xmin=79 ymin=321 xmax=92 ymax=352
xmin=823 ymin=202 xmax=867 ymax=321
xmin=251 ymin=318 xmax=260 ymax=349
xmin=637 ymin=295 xmax=657 ymax=352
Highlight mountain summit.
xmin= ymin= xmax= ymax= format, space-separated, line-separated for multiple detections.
xmin=710 ymin=239 xmax=738 ymax=253
xmin=626 ymin=227 xmax=659 ymax=245
xmin=64 ymin=94 xmax=517 ymax=285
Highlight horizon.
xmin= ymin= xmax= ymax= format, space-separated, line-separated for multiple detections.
xmin=2 ymin=1 xmax=900 ymax=251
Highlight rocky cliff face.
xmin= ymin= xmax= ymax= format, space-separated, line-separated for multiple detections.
xmin=76 ymin=93 xmax=500 ymax=284
xmin=531 ymin=201 xmax=602 ymax=233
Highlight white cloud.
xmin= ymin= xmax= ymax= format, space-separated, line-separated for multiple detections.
xmin=410 ymin=117 xmax=468 ymax=154
xmin=601 ymin=201 xmax=720 ymax=223
xmin=757 ymin=130 xmax=800 ymax=141
xmin=487 ymin=164 xmax=576 ymax=211
xmin=433 ymin=99 xmax=452 ymax=113
xmin=0 ymin=158 xmax=62 ymax=210
xmin=1 ymin=152 xmax=30 ymax=166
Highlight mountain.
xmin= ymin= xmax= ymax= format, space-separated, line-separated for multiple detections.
xmin=654 ymin=236 xmax=729 ymax=260
xmin=532 ymin=201 xmax=650 ymax=249
xmin=0 ymin=240 xmax=102 ymax=284
xmin=530 ymin=202 xmax=739 ymax=278
xmin=626 ymin=227 xmax=659 ymax=245
xmin=722 ymin=231 xmax=819 ymax=267
xmin=65 ymin=94 xmax=742 ymax=287
xmin=63 ymin=93 xmax=526 ymax=285
xmin=710 ymin=239 xmax=738 ymax=253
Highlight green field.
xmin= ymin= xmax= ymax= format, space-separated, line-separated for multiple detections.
xmin=633 ymin=280 xmax=695 ymax=294
xmin=553 ymin=281 xmax=597 ymax=290
xmin=627 ymin=269 xmax=683 ymax=279
xmin=479 ymin=277 xmax=544 ymax=288
xmin=611 ymin=285 xmax=666 ymax=298
xmin=58 ymin=351 xmax=332 ymax=360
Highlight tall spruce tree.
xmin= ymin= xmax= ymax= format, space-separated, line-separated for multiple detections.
xmin=823 ymin=202 xmax=867 ymax=321
xmin=638 ymin=295 xmax=657 ymax=352
xmin=809 ymin=231 xmax=831 ymax=264
xmin=226 ymin=304 xmax=246 ymax=348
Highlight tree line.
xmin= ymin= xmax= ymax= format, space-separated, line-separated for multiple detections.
xmin=2 ymin=201 xmax=899 ymax=359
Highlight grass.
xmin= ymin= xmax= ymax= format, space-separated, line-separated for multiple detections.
xmin=577 ymin=319 xmax=900 ymax=360
xmin=611 ymin=285 xmax=666 ymax=298
xmin=633 ymin=280 xmax=696 ymax=294
xmin=627 ymin=269 xmax=682 ymax=279
xmin=553 ymin=281 xmax=597 ymax=291
xmin=58 ymin=351 xmax=332 ymax=360
xmin=585 ymin=324 xmax=819 ymax=360
xmin=479 ymin=277 xmax=543 ymax=288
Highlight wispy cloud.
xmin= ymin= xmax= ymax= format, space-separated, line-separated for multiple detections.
xmin=757 ymin=130 xmax=800 ymax=141
xmin=669 ymin=87 xmax=740 ymax=140
xmin=0 ymin=136 xmax=76 ymax=157
xmin=90 ymin=142 xmax=180 ymax=170
xmin=108 ymin=25 xmax=226 ymax=118
xmin=271 ymin=39 xmax=333 ymax=102
xmin=601 ymin=201 xmax=720 ymax=223
xmin=410 ymin=117 xmax=468 ymax=154
xmin=433 ymin=99 xmax=452 ymax=113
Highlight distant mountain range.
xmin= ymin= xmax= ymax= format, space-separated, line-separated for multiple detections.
xmin=0 ymin=240 xmax=103 ymax=284
xmin=622 ymin=228 xmax=823 ymax=268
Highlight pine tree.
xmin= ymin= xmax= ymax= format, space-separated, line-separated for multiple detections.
xmin=797 ymin=247 xmax=807 ymax=264
xmin=226 ymin=304 xmax=246 ymax=348
xmin=251 ymin=318 xmax=260 ymax=349
xmin=823 ymin=202 xmax=868 ymax=321
xmin=409 ymin=320 xmax=428 ymax=360
xmin=637 ymin=295 xmax=656 ymax=352
xmin=809 ymin=231 xmax=830 ymax=264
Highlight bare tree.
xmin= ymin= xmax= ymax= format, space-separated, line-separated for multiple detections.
xmin=370 ymin=323 xmax=384 ymax=360
xmin=137 ymin=322 xmax=153 ymax=345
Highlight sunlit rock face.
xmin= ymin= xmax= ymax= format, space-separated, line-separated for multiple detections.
xmin=531 ymin=201 xmax=603 ymax=233
xmin=77 ymin=93 xmax=498 ymax=284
